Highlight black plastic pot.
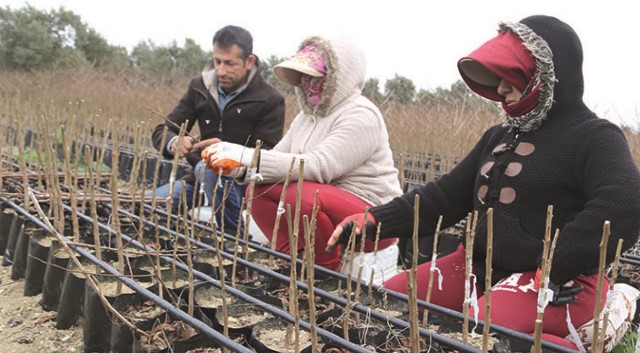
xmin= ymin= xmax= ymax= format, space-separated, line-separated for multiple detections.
xmin=2 ymin=212 xmax=24 ymax=266
xmin=110 ymin=291 xmax=167 ymax=353
xmin=56 ymin=258 xmax=89 ymax=329
xmin=0 ymin=206 xmax=15 ymax=255
xmin=10 ymin=223 xmax=31 ymax=279
xmin=83 ymin=269 xmax=151 ymax=353
xmin=41 ymin=243 xmax=72 ymax=311
xmin=119 ymin=152 xmax=134 ymax=181
xmin=144 ymin=156 xmax=158 ymax=185
xmin=315 ymin=306 xmax=380 ymax=347
xmin=23 ymin=229 xmax=54 ymax=296
xmin=173 ymin=333 xmax=223 ymax=353
xmin=192 ymin=250 xmax=231 ymax=280
xmin=131 ymin=320 xmax=211 ymax=353
xmin=213 ymin=303 xmax=268 ymax=338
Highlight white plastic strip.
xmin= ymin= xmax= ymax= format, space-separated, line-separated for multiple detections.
xmin=430 ymin=253 xmax=443 ymax=290
xmin=565 ymin=305 xmax=587 ymax=353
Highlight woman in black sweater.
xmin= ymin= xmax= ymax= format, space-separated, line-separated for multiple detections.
xmin=328 ymin=15 xmax=640 ymax=350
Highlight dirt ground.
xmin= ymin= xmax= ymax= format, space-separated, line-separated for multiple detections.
xmin=0 ymin=259 xmax=84 ymax=353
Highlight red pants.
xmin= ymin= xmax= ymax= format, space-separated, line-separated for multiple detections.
xmin=251 ymin=182 xmax=397 ymax=270
xmin=383 ymin=244 xmax=607 ymax=349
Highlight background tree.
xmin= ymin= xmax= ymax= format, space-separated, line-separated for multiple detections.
xmin=363 ymin=77 xmax=384 ymax=104
xmin=130 ymin=39 xmax=210 ymax=81
xmin=384 ymin=74 xmax=416 ymax=104
xmin=0 ymin=5 xmax=126 ymax=70
xmin=262 ymin=54 xmax=293 ymax=94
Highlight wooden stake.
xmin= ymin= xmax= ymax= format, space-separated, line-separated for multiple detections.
xmin=532 ymin=206 xmax=557 ymax=353
xmin=591 ymin=221 xmax=611 ymax=353
xmin=597 ymin=238 xmax=624 ymax=353
xmin=409 ymin=194 xmax=421 ymax=353
xmin=422 ymin=215 xmax=443 ymax=327
xmin=462 ymin=212 xmax=475 ymax=343
xmin=482 ymin=208 xmax=493 ymax=353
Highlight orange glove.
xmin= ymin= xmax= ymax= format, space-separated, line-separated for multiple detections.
xmin=201 ymin=142 xmax=254 ymax=176
xmin=326 ymin=213 xmax=377 ymax=253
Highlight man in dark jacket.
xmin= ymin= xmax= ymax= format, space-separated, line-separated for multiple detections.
xmin=151 ymin=25 xmax=285 ymax=233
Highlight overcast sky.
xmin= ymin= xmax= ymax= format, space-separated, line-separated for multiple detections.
xmin=3 ymin=0 xmax=639 ymax=126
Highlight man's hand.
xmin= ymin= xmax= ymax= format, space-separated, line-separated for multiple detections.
xmin=193 ymin=137 xmax=222 ymax=150
xmin=201 ymin=142 xmax=254 ymax=176
xmin=326 ymin=213 xmax=377 ymax=253
xmin=170 ymin=136 xmax=196 ymax=158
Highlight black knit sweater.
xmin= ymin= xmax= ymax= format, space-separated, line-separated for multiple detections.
xmin=372 ymin=15 xmax=640 ymax=285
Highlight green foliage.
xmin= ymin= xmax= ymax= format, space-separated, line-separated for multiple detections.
xmin=363 ymin=78 xmax=384 ymax=104
xmin=384 ymin=74 xmax=416 ymax=104
xmin=0 ymin=3 xmax=498 ymax=117
xmin=130 ymin=38 xmax=211 ymax=81
xmin=12 ymin=146 xmax=110 ymax=174
xmin=611 ymin=325 xmax=637 ymax=353
xmin=262 ymin=54 xmax=293 ymax=94
xmin=0 ymin=5 xmax=127 ymax=70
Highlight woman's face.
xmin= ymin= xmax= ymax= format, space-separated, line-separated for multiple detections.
xmin=300 ymin=74 xmax=325 ymax=106
xmin=497 ymin=79 xmax=523 ymax=105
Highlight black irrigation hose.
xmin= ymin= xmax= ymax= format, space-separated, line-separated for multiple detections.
xmin=132 ymin=207 xmax=579 ymax=353
xmin=144 ymin=206 xmax=580 ymax=353
xmin=621 ymin=253 xmax=640 ymax=266
xmin=1 ymin=167 xmax=616 ymax=353
xmin=75 ymin=203 xmax=380 ymax=353
xmin=0 ymin=197 xmax=253 ymax=353
xmin=0 ymin=182 xmax=596 ymax=353
xmin=114 ymin=206 xmax=476 ymax=353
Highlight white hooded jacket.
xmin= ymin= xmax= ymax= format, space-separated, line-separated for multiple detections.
xmin=258 ymin=36 xmax=402 ymax=205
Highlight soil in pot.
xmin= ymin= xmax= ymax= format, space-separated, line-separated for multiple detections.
xmin=84 ymin=262 xmax=156 ymax=352
xmin=194 ymin=282 xmax=237 ymax=309
xmin=193 ymin=281 xmax=238 ymax=323
xmin=155 ymin=267 xmax=196 ymax=294
xmin=315 ymin=306 xmax=380 ymax=347
xmin=132 ymin=319 xmax=201 ymax=353
xmin=250 ymin=317 xmax=313 ymax=353
xmin=192 ymin=250 xmax=232 ymax=279
xmin=23 ymin=229 xmax=54 ymax=296
xmin=111 ymin=292 xmax=168 ymax=353
xmin=268 ymin=286 xmax=325 ymax=314
xmin=373 ymin=329 xmax=444 ymax=353
xmin=213 ymin=302 xmax=270 ymax=337
xmin=223 ymin=241 xmax=274 ymax=269
xmin=360 ymin=288 xmax=409 ymax=319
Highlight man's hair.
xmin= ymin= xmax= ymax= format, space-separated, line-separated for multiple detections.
xmin=212 ymin=25 xmax=253 ymax=60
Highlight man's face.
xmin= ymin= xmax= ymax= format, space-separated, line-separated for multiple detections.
xmin=213 ymin=44 xmax=255 ymax=93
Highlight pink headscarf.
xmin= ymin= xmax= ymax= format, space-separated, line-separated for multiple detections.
xmin=295 ymin=44 xmax=327 ymax=107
